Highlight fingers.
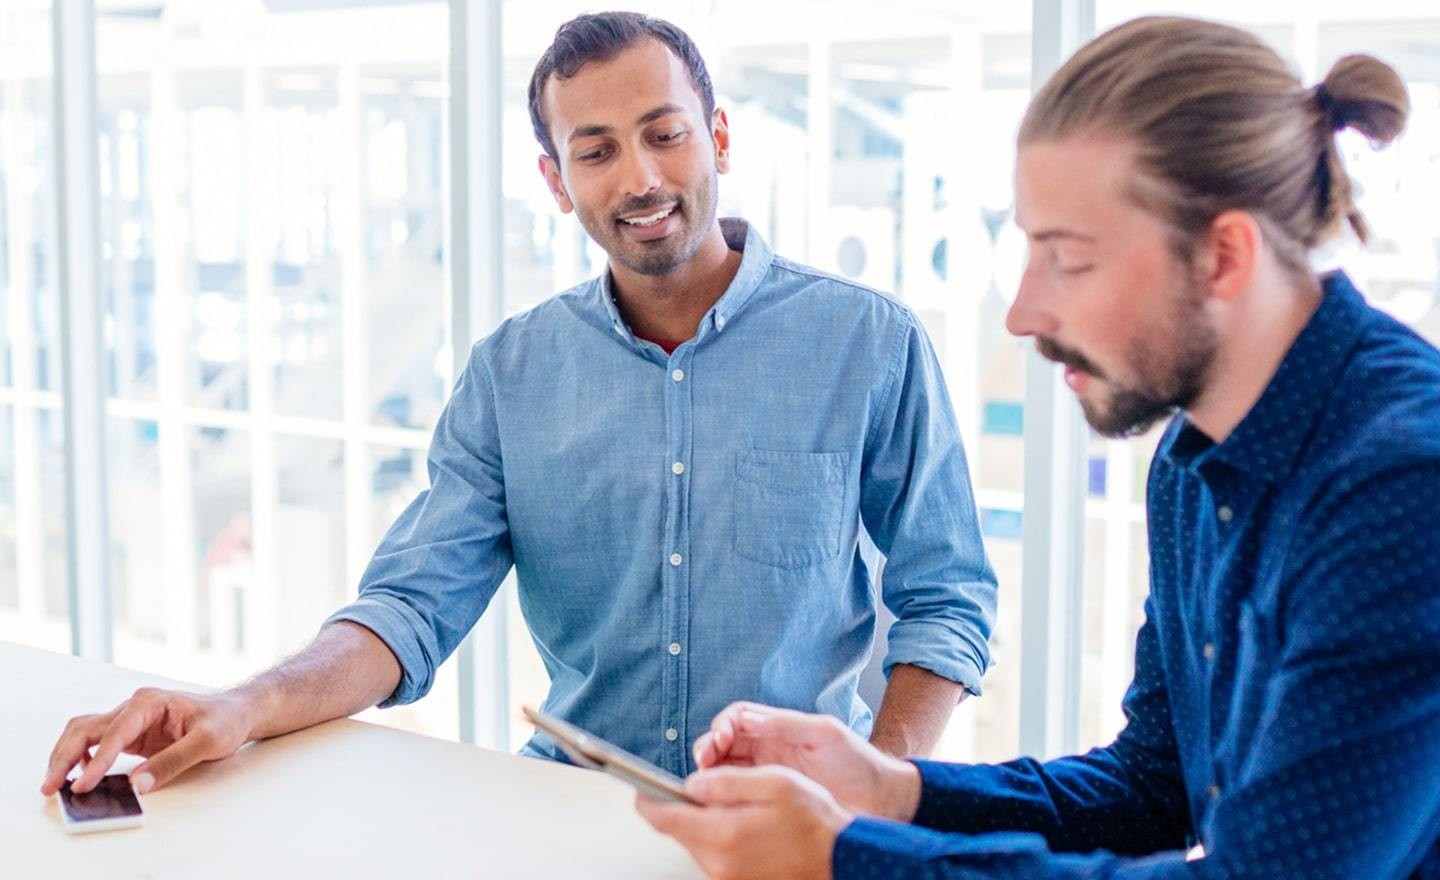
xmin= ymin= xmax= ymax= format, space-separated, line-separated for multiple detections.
xmin=695 ymin=705 xmax=740 ymax=769
xmin=42 ymin=712 xmax=113 ymax=796
xmin=634 ymin=791 xmax=700 ymax=835
xmin=635 ymin=791 xmax=744 ymax=854
xmin=70 ymin=698 xmax=163 ymax=794
xmin=696 ymin=701 xmax=773 ymax=768
xmin=687 ymin=765 xmax=805 ymax=806
xmin=696 ymin=702 xmax=844 ymax=770
xmin=129 ymin=726 xmax=219 ymax=793
xmin=693 ymin=731 xmax=717 ymax=768
xmin=694 ymin=727 xmax=749 ymax=770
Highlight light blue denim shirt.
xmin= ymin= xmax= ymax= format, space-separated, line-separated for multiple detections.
xmin=327 ymin=219 xmax=996 ymax=776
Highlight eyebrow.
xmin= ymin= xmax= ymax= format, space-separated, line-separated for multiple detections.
xmin=568 ymin=103 xmax=687 ymax=143
xmin=1029 ymin=228 xmax=1098 ymax=244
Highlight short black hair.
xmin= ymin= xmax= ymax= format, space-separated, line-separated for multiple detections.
xmin=527 ymin=11 xmax=716 ymax=162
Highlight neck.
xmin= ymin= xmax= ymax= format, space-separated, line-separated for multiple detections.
xmin=609 ymin=222 xmax=741 ymax=343
xmin=1184 ymin=265 xmax=1323 ymax=442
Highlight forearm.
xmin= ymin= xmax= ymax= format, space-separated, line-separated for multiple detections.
xmin=869 ymin=663 xmax=967 ymax=758
xmin=232 ymin=621 xmax=402 ymax=741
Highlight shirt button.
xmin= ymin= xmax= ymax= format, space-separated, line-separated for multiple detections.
xmin=671 ymin=368 xmax=684 ymax=382
xmin=1208 ymin=783 xmax=1222 ymax=800
xmin=1203 ymin=643 xmax=1216 ymax=661
xmin=665 ymin=728 xmax=679 ymax=742
xmin=1217 ymin=505 xmax=1234 ymax=523
xmin=668 ymin=642 xmax=682 ymax=656
xmin=612 ymin=321 xmax=624 ymax=335
xmin=671 ymin=461 xmax=685 ymax=475
xmin=715 ymin=315 xmax=727 ymax=330
xmin=669 ymin=553 xmax=683 ymax=567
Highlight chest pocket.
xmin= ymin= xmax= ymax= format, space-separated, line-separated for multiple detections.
xmin=733 ymin=450 xmax=847 ymax=570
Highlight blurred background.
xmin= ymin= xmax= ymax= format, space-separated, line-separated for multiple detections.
xmin=2 ymin=0 xmax=1436 ymax=762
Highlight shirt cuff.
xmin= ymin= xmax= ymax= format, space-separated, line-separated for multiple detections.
xmin=324 ymin=595 xmax=436 ymax=707
xmin=833 ymin=816 xmax=1059 ymax=879
xmin=836 ymin=817 xmax=1192 ymax=879
xmin=832 ymin=816 xmax=946 ymax=879
xmin=910 ymin=758 xmax=992 ymax=830
xmin=883 ymin=618 xmax=989 ymax=697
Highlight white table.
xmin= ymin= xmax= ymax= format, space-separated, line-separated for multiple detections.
xmin=1 ymin=641 xmax=703 ymax=878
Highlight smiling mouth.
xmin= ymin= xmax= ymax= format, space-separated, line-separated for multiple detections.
xmin=619 ymin=205 xmax=676 ymax=227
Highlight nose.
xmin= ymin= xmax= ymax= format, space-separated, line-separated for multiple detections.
xmin=618 ymin=147 xmax=663 ymax=199
xmin=1005 ymin=260 xmax=1050 ymax=339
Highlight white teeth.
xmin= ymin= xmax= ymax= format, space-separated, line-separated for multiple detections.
xmin=621 ymin=206 xmax=674 ymax=226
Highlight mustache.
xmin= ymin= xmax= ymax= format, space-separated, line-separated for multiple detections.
xmin=613 ymin=193 xmax=682 ymax=220
xmin=1035 ymin=336 xmax=1106 ymax=380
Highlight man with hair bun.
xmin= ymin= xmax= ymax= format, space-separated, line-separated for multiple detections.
xmin=638 ymin=16 xmax=1440 ymax=879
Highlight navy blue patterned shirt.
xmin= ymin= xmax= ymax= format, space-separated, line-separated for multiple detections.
xmin=833 ymin=271 xmax=1440 ymax=879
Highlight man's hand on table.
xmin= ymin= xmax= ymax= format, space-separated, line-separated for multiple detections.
xmin=41 ymin=687 xmax=259 ymax=797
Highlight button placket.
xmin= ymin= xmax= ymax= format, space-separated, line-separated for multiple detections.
xmin=660 ymin=349 xmax=694 ymax=776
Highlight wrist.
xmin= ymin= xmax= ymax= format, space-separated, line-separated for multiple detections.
xmin=877 ymin=755 xmax=922 ymax=822
xmin=228 ymin=682 xmax=279 ymax=741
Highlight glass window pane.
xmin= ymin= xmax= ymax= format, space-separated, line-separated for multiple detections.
xmin=109 ymin=416 xmax=163 ymax=644
xmin=36 ymin=406 xmax=70 ymax=644
xmin=275 ymin=434 xmax=346 ymax=646
xmin=3 ymin=8 xmax=62 ymax=394
xmin=98 ymin=2 xmax=456 ymax=740
xmin=192 ymin=425 xmax=252 ymax=669
xmin=267 ymin=69 xmax=343 ymax=422
xmin=0 ymin=404 xmax=16 ymax=609
xmin=0 ymin=402 xmax=71 ymax=651
xmin=1 ymin=1 xmax=67 ymax=653
xmin=363 ymin=69 xmax=448 ymax=431
xmin=99 ymin=74 xmax=157 ymax=402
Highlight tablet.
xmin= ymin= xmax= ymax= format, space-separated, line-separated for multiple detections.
xmin=523 ymin=705 xmax=698 ymax=804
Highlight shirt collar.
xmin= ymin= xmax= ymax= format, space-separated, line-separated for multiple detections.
xmin=1164 ymin=270 xmax=1368 ymax=482
xmin=596 ymin=217 xmax=775 ymax=343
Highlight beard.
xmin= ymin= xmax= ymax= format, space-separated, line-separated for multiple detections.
xmin=575 ymin=169 xmax=720 ymax=278
xmin=1038 ymin=268 xmax=1218 ymax=438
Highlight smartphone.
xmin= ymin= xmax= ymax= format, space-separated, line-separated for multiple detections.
xmin=523 ymin=705 xmax=698 ymax=804
xmin=56 ymin=775 xmax=146 ymax=834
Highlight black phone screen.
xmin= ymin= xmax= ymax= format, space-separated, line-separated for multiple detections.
xmin=59 ymin=776 xmax=144 ymax=822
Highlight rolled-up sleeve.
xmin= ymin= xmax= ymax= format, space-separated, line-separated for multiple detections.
xmin=860 ymin=312 xmax=997 ymax=695
xmin=325 ymin=341 xmax=513 ymax=707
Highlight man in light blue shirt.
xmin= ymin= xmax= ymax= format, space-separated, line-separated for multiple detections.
xmin=324 ymin=12 xmax=995 ymax=776
xmin=41 ymin=11 xmax=994 ymax=796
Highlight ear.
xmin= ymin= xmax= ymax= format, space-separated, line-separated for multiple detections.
xmin=1201 ymin=209 xmax=1259 ymax=303
xmin=711 ymin=107 xmax=731 ymax=175
xmin=538 ymin=154 xmax=573 ymax=213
